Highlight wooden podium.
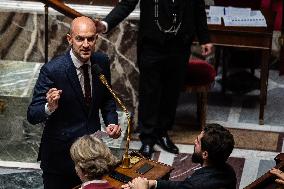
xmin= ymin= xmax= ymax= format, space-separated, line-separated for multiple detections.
xmin=73 ymin=151 xmax=173 ymax=189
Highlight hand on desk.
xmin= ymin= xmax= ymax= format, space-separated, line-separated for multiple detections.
xmin=121 ymin=177 xmax=150 ymax=189
xmin=270 ymin=168 xmax=284 ymax=185
xmin=201 ymin=43 xmax=213 ymax=56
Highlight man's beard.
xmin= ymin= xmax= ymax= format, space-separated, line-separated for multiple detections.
xmin=192 ymin=151 xmax=204 ymax=165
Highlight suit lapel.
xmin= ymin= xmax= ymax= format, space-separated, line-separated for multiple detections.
xmin=64 ymin=52 xmax=88 ymax=114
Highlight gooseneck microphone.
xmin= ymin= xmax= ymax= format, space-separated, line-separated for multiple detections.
xmin=92 ymin=64 xmax=132 ymax=168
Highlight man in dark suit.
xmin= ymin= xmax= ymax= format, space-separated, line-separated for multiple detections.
xmin=97 ymin=0 xmax=213 ymax=158
xmin=122 ymin=123 xmax=237 ymax=189
xmin=27 ymin=16 xmax=121 ymax=189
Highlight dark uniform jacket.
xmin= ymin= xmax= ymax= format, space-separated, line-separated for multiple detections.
xmin=157 ymin=163 xmax=237 ymax=189
xmin=104 ymin=0 xmax=210 ymax=46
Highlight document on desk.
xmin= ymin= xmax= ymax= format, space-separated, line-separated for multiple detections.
xmin=209 ymin=6 xmax=251 ymax=17
xmin=223 ymin=10 xmax=267 ymax=27
xmin=208 ymin=6 xmax=225 ymax=17
xmin=206 ymin=7 xmax=222 ymax=25
xmin=225 ymin=7 xmax=251 ymax=17
xmin=208 ymin=6 xmax=267 ymax=27
xmin=206 ymin=15 xmax=222 ymax=25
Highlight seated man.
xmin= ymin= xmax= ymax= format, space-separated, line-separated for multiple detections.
xmin=70 ymin=134 xmax=120 ymax=189
xmin=122 ymin=123 xmax=237 ymax=189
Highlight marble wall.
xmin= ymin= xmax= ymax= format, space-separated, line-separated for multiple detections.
xmin=0 ymin=61 xmax=42 ymax=162
xmin=0 ymin=11 xmax=140 ymax=113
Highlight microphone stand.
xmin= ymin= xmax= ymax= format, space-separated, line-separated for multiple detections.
xmin=96 ymin=72 xmax=132 ymax=168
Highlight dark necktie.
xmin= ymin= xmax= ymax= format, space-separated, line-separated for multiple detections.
xmin=81 ymin=64 xmax=92 ymax=106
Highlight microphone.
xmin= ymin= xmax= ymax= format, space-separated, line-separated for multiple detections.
xmin=92 ymin=64 xmax=133 ymax=168
xmin=92 ymin=64 xmax=107 ymax=86
xmin=92 ymin=63 xmax=103 ymax=75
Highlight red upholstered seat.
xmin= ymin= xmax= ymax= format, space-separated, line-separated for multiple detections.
xmin=185 ymin=59 xmax=216 ymax=86
xmin=261 ymin=0 xmax=282 ymax=31
xmin=183 ymin=58 xmax=216 ymax=130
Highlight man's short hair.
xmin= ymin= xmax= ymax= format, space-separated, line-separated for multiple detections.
xmin=70 ymin=134 xmax=119 ymax=180
xmin=201 ymin=123 xmax=235 ymax=165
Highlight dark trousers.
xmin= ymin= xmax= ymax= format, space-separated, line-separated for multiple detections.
xmin=42 ymin=172 xmax=81 ymax=189
xmin=138 ymin=40 xmax=191 ymax=145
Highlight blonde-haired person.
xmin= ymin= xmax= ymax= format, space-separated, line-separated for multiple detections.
xmin=70 ymin=134 xmax=120 ymax=189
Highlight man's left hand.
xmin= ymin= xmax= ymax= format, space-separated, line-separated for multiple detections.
xmin=201 ymin=43 xmax=213 ymax=56
xmin=106 ymin=124 xmax=121 ymax=139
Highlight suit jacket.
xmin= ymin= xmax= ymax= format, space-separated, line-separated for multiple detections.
xmin=104 ymin=0 xmax=210 ymax=46
xmin=27 ymin=51 xmax=118 ymax=175
xmin=157 ymin=163 xmax=237 ymax=189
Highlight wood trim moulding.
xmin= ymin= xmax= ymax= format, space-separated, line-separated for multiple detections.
xmin=63 ymin=0 xmax=118 ymax=6
xmin=0 ymin=1 xmax=140 ymax=19
xmin=39 ymin=0 xmax=83 ymax=19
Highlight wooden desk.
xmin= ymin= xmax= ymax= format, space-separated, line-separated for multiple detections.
xmin=72 ymin=153 xmax=173 ymax=189
xmin=103 ymin=157 xmax=173 ymax=188
xmin=208 ymin=10 xmax=275 ymax=125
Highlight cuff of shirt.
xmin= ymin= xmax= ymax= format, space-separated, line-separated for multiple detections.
xmin=154 ymin=180 xmax=158 ymax=189
xmin=150 ymin=180 xmax=157 ymax=189
xmin=45 ymin=103 xmax=54 ymax=115
xmin=101 ymin=20 xmax=108 ymax=33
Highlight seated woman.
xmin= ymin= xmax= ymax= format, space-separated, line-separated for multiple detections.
xmin=70 ymin=134 xmax=120 ymax=189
